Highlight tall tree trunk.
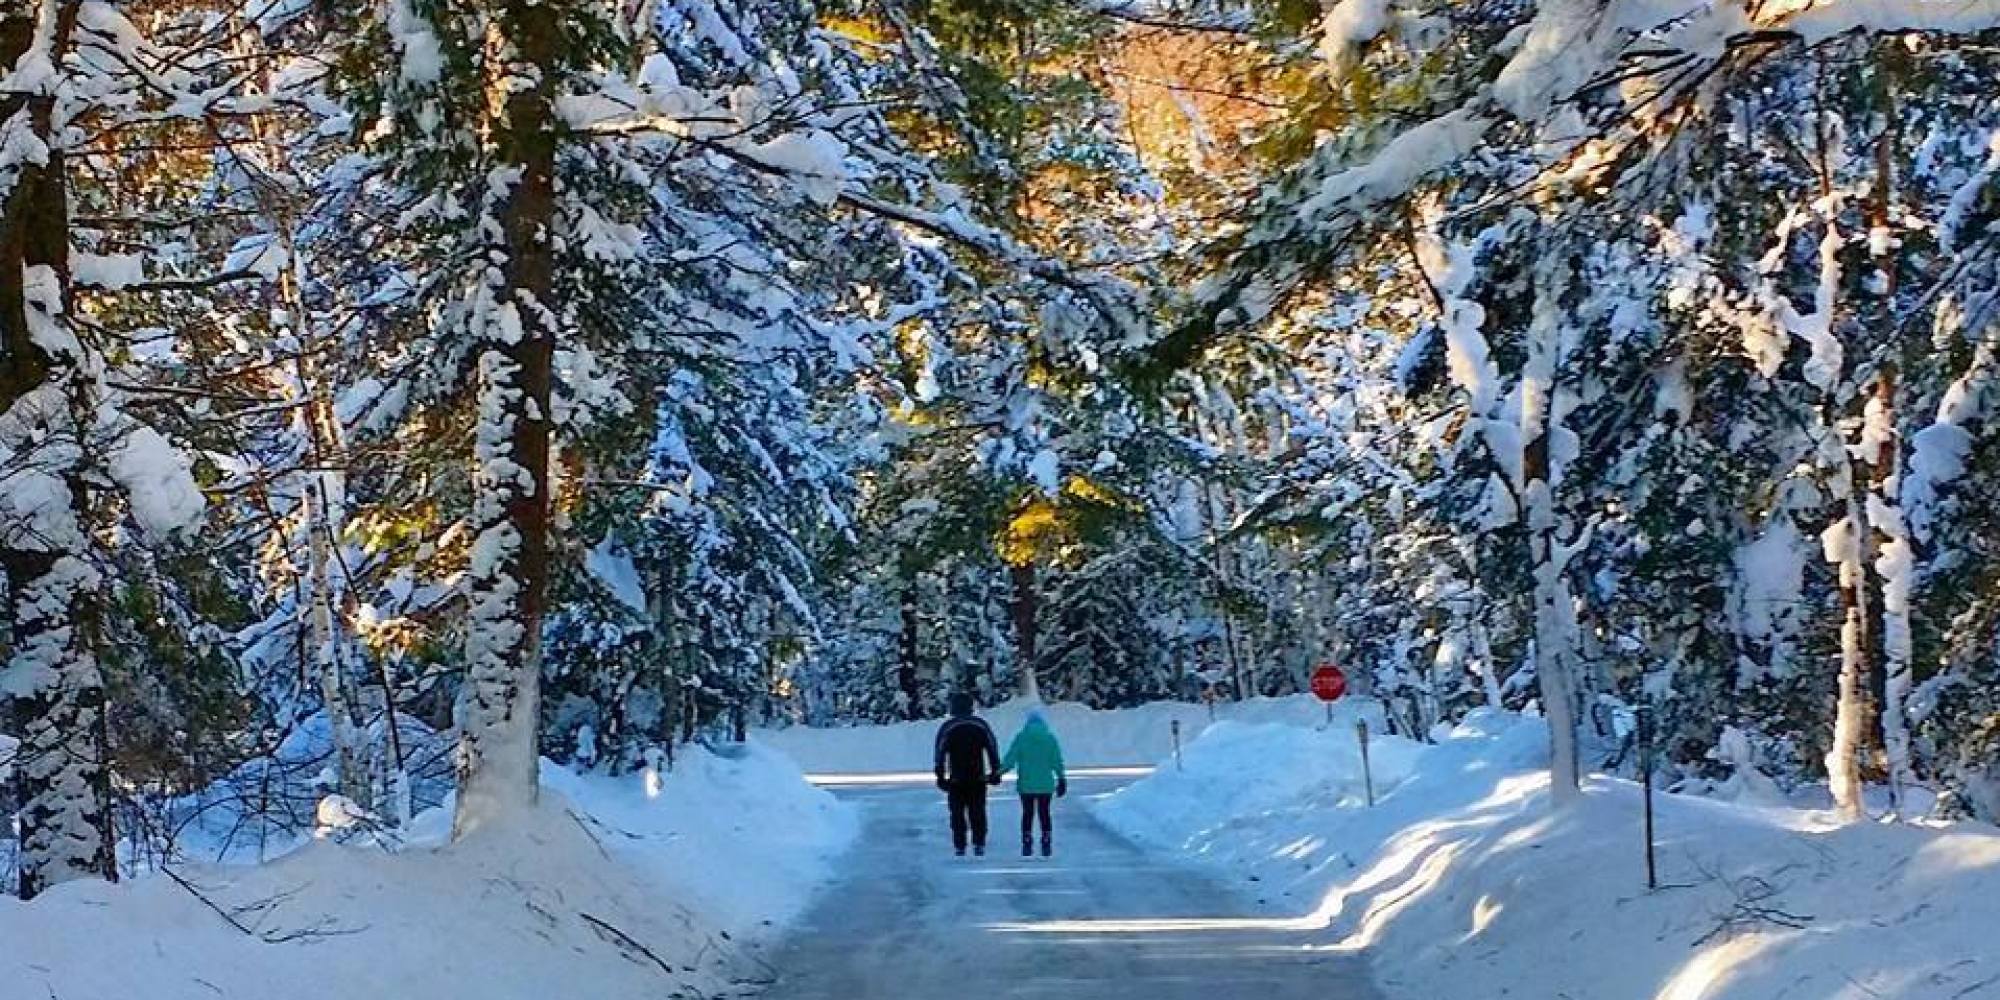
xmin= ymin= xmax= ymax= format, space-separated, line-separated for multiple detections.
xmin=304 ymin=455 xmax=366 ymax=806
xmin=898 ymin=581 xmax=923 ymax=719
xmin=1798 ymin=54 xmax=1873 ymax=824
xmin=1869 ymin=373 xmax=1919 ymax=816
xmin=1464 ymin=544 xmax=1505 ymax=709
xmin=1204 ymin=481 xmax=1248 ymax=700
xmin=453 ymin=0 xmax=559 ymax=838
xmin=1866 ymin=78 xmax=1919 ymax=817
xmin=2 ymin=0 xmax=115 ymax=899
xmin=1472 ymin=615 xmax=1504 ymax=709
xmin=292 ymin=268 xmax=366 ymax=806
xmin=247 ymin=6 xmax=380 ymax=813
xmin=1825 ymin=456 xmax=1873 ymax=822
xmin=1526 ymin=485 xmax=1581 ymax=800
xmin=1521 ymin=264 xmax=1583 ymax=802
xmin=652 ymin=563 xmax=690 ymax=765
xmin=3 ymin=548 xmax=110 ymax=900
xmin=1010 ymin=561 xmax=1040 ymax=702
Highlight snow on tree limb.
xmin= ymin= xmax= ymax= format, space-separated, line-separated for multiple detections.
xmin=1785 ymin=0 xmax=2000 ymax=41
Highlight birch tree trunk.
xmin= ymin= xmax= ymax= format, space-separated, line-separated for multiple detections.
xmin=243 ymin=4 xmax=375 ymax=811
xmin=302 ymin=430 xmax=367 ymax=806
xmin=454 ymin=0 xmax=559 ymax=838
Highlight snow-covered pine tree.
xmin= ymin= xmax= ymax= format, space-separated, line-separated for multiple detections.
xmin=321 ymin=0 xmax=634 ymax=834
xmin=1 ymin=0 xmax=116 ymax=898
xmin=3 ymin=0 xmax=210 ymax=896
xmin=1125 ymin=0 xmax=2000 ymax=809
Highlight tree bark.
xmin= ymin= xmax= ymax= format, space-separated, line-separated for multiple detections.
xmin=1010 ymin=561 xmax=1040 ymax=702
xmin=453 ymin=0 xmax=559 ymax=838
xmin=1826 ymin=458 xmax=1873 ymax=822
xmin=898 ymin=582 xmax=923 ymax=719
xmin=1870 ymin=369 xmax=1920 ymax=816
xmin=2 ymin=0 xmax=116 ymax=899
xmin=249 ymin=17 xmax=377 ymax=812
xmin=1204 ymin=481 xmax=1247 ymax=700
xmin=1867 ymin=79 xmax=1919 ymax=817
xmin=304 ymin=458 xmax=367 ymax=806
xmin=293 ymin=308 xmax=366 ymax=807
xmin=1526 ymin=484 xmax=1581 ymax=800
xmin=1521 ymin=265 xmax=1582 ymax=803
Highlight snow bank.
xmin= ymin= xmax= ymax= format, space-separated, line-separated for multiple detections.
xmin=1098 ymin=718 xmax=1431 ymax=856
xmin=1 ymin=741 xmax=855 ymax=1000
xmin=539 ymin=742 xmax=855 ymax=937
xmin=756 ymin=694 xmax=1384 ymax=774
xmin=1098 ymin=711 xmax=2000 ymax=1000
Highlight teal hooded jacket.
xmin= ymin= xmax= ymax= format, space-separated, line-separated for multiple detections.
xmin=1002 ymin=714 xmax=1067 ymax=795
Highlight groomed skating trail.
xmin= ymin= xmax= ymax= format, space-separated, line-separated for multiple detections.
xmin=759 ymin=773 xmax=1382 ymax=1000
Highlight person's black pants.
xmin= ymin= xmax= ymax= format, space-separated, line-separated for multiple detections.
xmin=1019 ymin=793 xmax=1053 ymax=841
xmin=946 ymin=783 xmax=989 ymax=849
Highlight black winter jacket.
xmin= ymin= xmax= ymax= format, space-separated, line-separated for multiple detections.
xmin=933 ymin=715 xmax=1001 ymax=787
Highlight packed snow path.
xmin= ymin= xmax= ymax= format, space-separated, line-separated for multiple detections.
xmin=760 ymin=773 xmax=1382 ymax=1000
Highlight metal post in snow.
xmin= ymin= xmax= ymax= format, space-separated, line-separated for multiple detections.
xmin=1357 ymin=719 xmax=1375 ymax=807
xmin=1171 ymin=719 xmax=1184 ymax=772
xmin=1639 ymin=706 xmax=1658 ymax=891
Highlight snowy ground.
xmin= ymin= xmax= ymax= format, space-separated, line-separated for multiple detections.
xmin=1 ymin=742 xmax=855 ymax=1000
xmin=1097 ymin=710 xmax=2000 ymax=1000
xmin=20 ymin=700 xmax=1995 ymax=1000
xmin=758 ymin=773 xmax=1380 ymax=1000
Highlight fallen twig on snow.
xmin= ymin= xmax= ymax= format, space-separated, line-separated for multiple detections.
xmin=1689 ymin=864 xmax=1815 ymax=946
xmin=580 ymin=911 xmax=679 ymax=978
xmin=160 ymin=866 xmax=365 ymax=944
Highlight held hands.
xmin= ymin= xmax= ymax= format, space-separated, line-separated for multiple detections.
xmin=1056 ymin=777 xmax=1068 ymax=798
xmin=987 ymin=771 xmax=1002 ymax=787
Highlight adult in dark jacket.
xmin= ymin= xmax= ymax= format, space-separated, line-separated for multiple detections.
xmin=933 ymin=692 xmax=1001 ymax=856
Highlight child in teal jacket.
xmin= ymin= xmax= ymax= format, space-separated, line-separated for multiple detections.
xmin=1001 ymin=709 xmax=1067 ymax=857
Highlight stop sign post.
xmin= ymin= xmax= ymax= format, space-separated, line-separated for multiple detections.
xmin=1311 ymin=662 xmax=1375 ymax=807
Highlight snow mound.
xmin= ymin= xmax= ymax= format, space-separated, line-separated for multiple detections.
xmin=1097 ymin=710 xmax=2000 ymax=1000
xmin=1 ymin=740 xmax=855 ymax=1000
xmin=757 ymin=694 xmax=1382 ymax=774
xmin=1097 ymin=718 xmax=1428 ymax=853
xmin=539 ymin=740 xmax=857 ymax=937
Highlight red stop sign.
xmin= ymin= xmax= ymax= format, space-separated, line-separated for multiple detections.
xmin=1311 ymin=664 xmax=1347 ymax=702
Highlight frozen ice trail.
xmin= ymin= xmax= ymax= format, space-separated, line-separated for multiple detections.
xmin=758 ymin=773 xmax=1382 ymax=1000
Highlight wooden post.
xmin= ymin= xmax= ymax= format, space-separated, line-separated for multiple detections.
xmin=1357 ymin=720 xmax=1375 ymax=807
xmin=1171 ymin=719 xmax=1183 ymax=772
